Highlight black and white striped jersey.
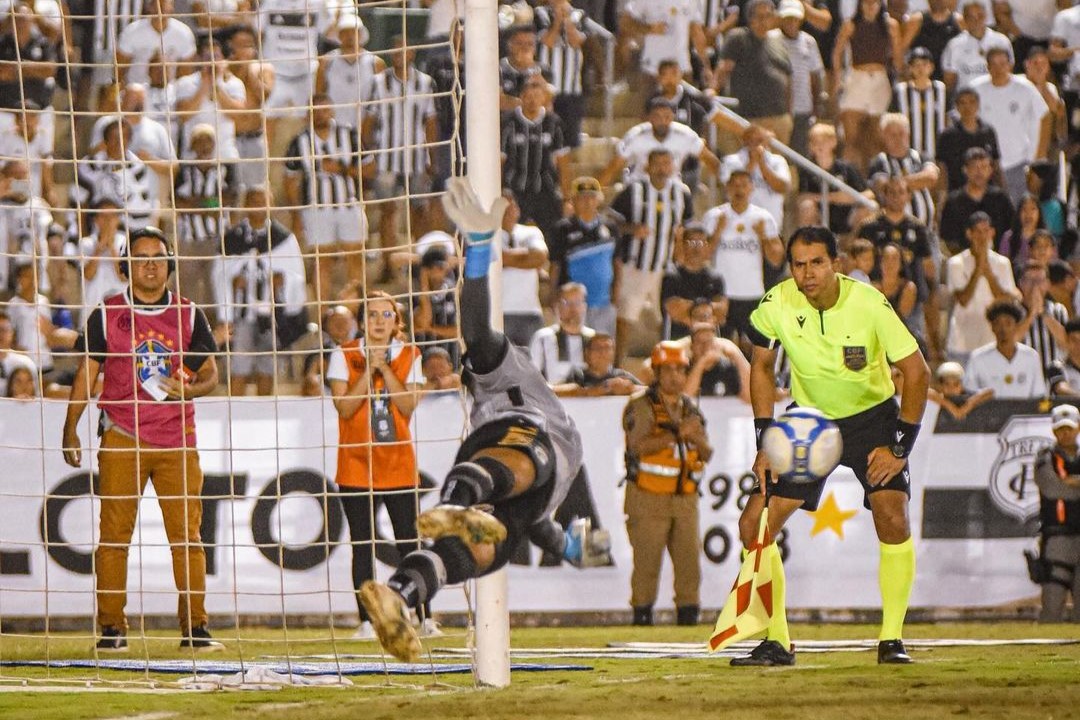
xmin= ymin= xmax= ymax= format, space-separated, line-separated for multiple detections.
xmin=867 ymin=149 xmax=936 ymax=228
xmin=1025 ymin=298 xmax=1070 ymax=370
xmin=174 ymin=161 xmax=237 ymax=244
xmin=533 ymin=6 xmax=588 ymax=96
xmin=365 ymin=66 xmax=437 ymax=176
xmin=892 ymin=80 xmax=948 ymax=161
xmin=92 ymin=0 xmax=142 ymax=65
xmin=500 ymin=107 xmax=568 ymax=197
xmin=609 ymin=176 xmax=694 ymax=273
xmin=284 ymin=121 xmax=360 ymax=207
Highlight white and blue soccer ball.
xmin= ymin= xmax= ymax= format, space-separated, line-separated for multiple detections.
xmin=761 ymin=408 xmax=843 ymax=484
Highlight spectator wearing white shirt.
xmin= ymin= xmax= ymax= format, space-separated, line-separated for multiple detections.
xmin=720 ymin=124 xmax=792 ymax=230
xmin=74 ymin=195 xmax=127 ymax=325
xmin=529 ymin=282 xmax=596 ymax=384
xmin=115 ymin=0 xmax=197 ymax=86
xmin=0 ymin=310 xmax=36 ymax=397
xmin=316 ymin=16 xmax=382 ymax=131
xmin=598 ymin=97 xmax=719 ymax=189
xmin=941 ymin=0 xmax=1013 ymax=92
xmin=498 ymin=192 xmax=549 ymax=348
xmin=0 ymin=102 xmax=53 ymax=204
xmin=620 ymin=0 xmax=711 ymax=81
xmin=0 ymin=158 xmax=52 ymax=295
xmin=701 ymin=169 xmax=784 ymax=340
xmin=172 ymin=38 xmax=246 ymax=161
xmin=90 ymin=83 xmax=177 ymax=176
xmin=945 ymin=211 xmax=1023 ymax=362
xmin=969 ymin=47 xmax=1051 ymax=202
xmin=6 ymin=261 xmax=77 ymax=379
xmin=965 ymin=300 xmax=1046 ymax=399
xmin=1049 ymin=4 xmax=1080 ymax=89
xmin=769 ymin=0 xmax=825 ymax=158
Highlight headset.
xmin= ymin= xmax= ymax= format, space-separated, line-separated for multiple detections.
xmin=118 ymin=226 xmax=176 ymax=279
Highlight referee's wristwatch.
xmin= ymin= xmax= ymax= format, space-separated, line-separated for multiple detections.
xmin=889 ymin=443 xmax=906 ymax=459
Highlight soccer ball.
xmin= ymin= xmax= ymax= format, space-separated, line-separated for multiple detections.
xmin=761 ymin=408 xmax=843 ymax=483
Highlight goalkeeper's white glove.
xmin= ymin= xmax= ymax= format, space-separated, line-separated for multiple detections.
xmin=441 ymin=177 xmax=510 ymax=244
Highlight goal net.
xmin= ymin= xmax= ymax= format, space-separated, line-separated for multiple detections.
xmin=0 ymin=0 xmax=495 ymax=690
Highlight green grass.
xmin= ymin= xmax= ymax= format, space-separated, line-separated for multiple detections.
xmin=0 ymin=623 xmax=1077 ymax=719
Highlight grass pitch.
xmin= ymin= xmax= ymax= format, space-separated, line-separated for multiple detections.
xmin=0 ymin=622 xmax=1076 ymax=720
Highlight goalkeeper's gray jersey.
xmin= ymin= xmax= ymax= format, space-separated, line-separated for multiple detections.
xmin=466 ymin=343 xmax=583 ymax=516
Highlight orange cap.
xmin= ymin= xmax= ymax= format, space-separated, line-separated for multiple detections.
xmin=651 ymin=341 xmax=690 ymax=368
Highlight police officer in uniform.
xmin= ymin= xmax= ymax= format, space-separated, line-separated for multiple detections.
xmin=622 ymin=341 xmax=713 ymax=627
xmin=1032 ymin=404 xmax=1080 ymax=622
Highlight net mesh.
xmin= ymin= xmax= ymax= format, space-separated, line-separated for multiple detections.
xmin=0 ymin=0 xmax=480 ymax=689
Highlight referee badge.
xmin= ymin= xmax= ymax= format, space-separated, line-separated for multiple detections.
xmin=843 ymin=346 xmax=868 ymax=371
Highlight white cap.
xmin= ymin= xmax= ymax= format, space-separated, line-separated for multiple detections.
xmin=778 ymin=0 xmax=805 ymax=19
xmin=935 ymin=361 xmax=964 ymax=381
xmin=1052 ymin=404 xmax=1080 ymax=430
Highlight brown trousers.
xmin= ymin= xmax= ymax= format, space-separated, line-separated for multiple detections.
xmin=624 ymin=482 xmax=701 ymax=608
xmin=95 ymin=429 xmax=207 ymax=633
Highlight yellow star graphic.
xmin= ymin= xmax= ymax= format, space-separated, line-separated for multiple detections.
xmin=807 ymin=492 xmax=857 ymax=540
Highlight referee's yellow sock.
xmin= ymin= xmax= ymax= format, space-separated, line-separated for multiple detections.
xmin=878 ymin=538 xmax=916 ymax=641
xmin=766 ymin=544 xmax=791 ymax=650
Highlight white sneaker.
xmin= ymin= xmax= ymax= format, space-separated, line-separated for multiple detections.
xmin=419 ymin=618 xmax=444 ymax=638
xmin=352 ymin=621 xmax=376 ymax=640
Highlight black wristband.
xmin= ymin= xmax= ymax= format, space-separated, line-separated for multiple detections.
xmin=893 ymin=419 xmax=921 ymax=458
xmin=754 ymin=417 xmax=773 ymax=450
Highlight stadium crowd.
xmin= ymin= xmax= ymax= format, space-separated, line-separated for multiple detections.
xmin=0 ymin=0 xmax=1079 ymax=410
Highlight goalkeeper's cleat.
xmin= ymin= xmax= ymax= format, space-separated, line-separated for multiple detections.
xmin=359 ymin=581 xmax=422 ymax=663
xmin=729 ymin=639 xmax=796 ymax=667
xmin=563 ymin=517 xmax=613 ymax=568
xmin=352 ymin=621 xmax=377 ymax=640
xmin=877 ymin=639 xmax=913 ymax=665
xmin=417 ymin=504 xmax=507 ymax=545
xmin=95 ymin=626 xmax=128 ymax=652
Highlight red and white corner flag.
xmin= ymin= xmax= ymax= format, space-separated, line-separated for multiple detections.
xmin=709 ymin=507 xmax=776 ymax=652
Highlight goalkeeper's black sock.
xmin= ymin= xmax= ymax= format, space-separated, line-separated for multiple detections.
xmin=388 ymin=550 xmax=446 ymax=609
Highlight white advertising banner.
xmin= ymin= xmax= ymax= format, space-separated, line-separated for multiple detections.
xmin=0 ymin=394 xmax=1046 ymax=618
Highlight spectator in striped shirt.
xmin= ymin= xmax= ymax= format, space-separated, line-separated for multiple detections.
xmin=535 ymin=0 xmax=592 ymax=148
xmin=609 ymin=148 xmax=693 ymax=362
xmin=770 ymin=0 xmax=825 ymax=158
xmin=284 ymin=94 xmax=371 ymax=303
xmin=1017 ymin=258 xmax=1069 ymax=373
xmin=891 ymin=47 xmax=947 ymax=162
xmin=500 ymin=74 xmax=571 ymax=245
xmin=71 ymin=118 xmax=160 ymax=235
xmin=867 ymin=113 xmax=939 ymax=229
xmin=362 ymin=34 xmax=439 ymax=255
xmin=174 ymin=124 xmax=237 ymax=307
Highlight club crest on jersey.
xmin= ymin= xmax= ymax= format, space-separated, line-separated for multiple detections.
xmin=135 ymin=338 xmax=173 ymax=384
xmin=843 ymin=346 xmax=867 ymax=371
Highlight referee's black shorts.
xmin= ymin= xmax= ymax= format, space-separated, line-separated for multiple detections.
xmin=766 ymin=398 xmax=911 ymax=511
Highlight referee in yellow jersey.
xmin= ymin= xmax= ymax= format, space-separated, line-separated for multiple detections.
xmin=731 ymin=226 xmax=930 ymax=667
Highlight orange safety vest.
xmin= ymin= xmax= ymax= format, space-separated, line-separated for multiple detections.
xmin=625 ymin=388 xmax=705 ymax=495
xmin=336 ymin=339 xmax=422 ymax=490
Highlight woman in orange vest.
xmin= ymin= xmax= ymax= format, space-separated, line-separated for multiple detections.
xmin=622 ymin=341 xmax=713 ymax=628
xmin=327 ymin=290 xmax=433 ymax=639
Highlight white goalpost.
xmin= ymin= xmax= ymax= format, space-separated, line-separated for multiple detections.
xmin=462 ymin=0 xmax=511 ymax=690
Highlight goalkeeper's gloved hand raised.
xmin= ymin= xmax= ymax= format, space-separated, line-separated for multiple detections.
xmin=441 ymin=177 xmax=509 ymax=245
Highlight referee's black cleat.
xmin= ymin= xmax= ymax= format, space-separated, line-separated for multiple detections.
xmin=877 ymin=639 xmax=913 ymax=664
xmin=417 ymin=504 xmax=507 ymax=545
xmin=729 ymin=639 xmax=796 ymax=667
xmin=95 ymin=626 xmax=128 ymax=652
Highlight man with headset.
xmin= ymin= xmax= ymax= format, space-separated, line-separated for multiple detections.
xmin=62 ymin=227 xmax=223 ymax=652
